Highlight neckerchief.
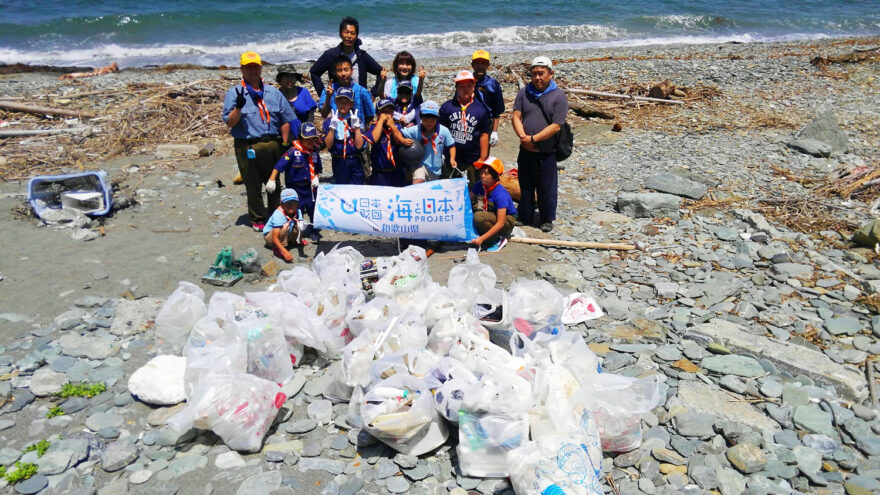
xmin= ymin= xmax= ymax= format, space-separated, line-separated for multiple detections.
xmin=457 ymin=96 xmax=473 ymax=129
xmin=421 ymin=127 xmax=438 ymax=153
xmin=335 ymin=115 xmax=353 ymax=159
xmin=525 ymin=80 xmax=558 ymax=99
xmin=241 ymin=79 xmax=270 ymax=123
xmin=482 ymin=181 xmax=499 ymax=212
xmin=382 ymin=127 xmax=396 ymax=168
xmin=292 ymin=141 xmax=316 ymax=182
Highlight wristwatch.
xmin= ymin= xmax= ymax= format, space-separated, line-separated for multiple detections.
xmin=530 ymin=135 xmax=536 ymax=145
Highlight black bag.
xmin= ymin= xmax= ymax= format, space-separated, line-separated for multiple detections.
xmin=535 ymin=95 xmax=573 ymax=162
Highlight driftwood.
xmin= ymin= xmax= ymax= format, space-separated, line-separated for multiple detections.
xmin=649 ymin=79 xmax=675 ymax=99
xmin=0 ymin=127 xmax=91 ymax=138
xmin=566 ymin=88 xmax=684 ymax=105
xmin=510 ymin=237 xmax=636 ymax=251
xmin=58 ymin=62 xmax=119 ymax=80
xmin=0 ymin=101 xmax=96 ymax=119
xmin=568 ymin=100 xmax=615 ymax=120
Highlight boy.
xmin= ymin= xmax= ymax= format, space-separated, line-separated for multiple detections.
xmin=365 ymin=98 xmax=411 ymax=187
xmin=266 ymin=122 xmax=322 ymax=242
xmin=471 ymin=50 xmax=504 ymax=147
xmin=469 ymin=157 xmax=516 ymax=252
xmin=318 ymin=55 xmax=375 ymax=127
xmin=439 ymin=70 xmax=490 ymax=184
xmin=401 ymin=100 xmax=456 ymax=184
xmin=322 ymin=87 xmax=366 ymax=185
xmin=264 ymin=188 xmax=307 ymax=262
xmin=393 ymin=80 xmax=421 ymax=128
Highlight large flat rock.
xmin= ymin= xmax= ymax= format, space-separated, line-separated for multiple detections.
xmin=109 ymin=297 xmax=163 ymax=336
xmin=690 ymin=319 xmax=867 ymax=400
xmin=677 ymin=381 xmax=779 ymax=432
xmin=646 ymin=173 xmax=708 ymax=199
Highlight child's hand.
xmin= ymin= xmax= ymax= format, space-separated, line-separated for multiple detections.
xmin=265 ymin=180 xmax=276 ymax=194
xmin=419 ymin=67 xmax=426 ymax=79
xmin=401 ymin=138 xmax=414 ymax=147
xmin=450 ymin=157 xmax=458 ymax=168
xmin=329 ymin=109 xmax=342 ymax=128
xmin=350 ymin=109 xmax=361 ymax=129
xmin=282 ymin=249 xmax=293 ymax=262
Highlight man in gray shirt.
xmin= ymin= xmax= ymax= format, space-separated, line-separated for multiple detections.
xmin=512 ymin=56 xmax=568 ymax=233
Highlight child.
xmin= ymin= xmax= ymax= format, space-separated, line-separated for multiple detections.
xmin=401 ymin=100 xmax=456 ymax=183
xmin=469 ymin=157 xmax=516 ymax=252
xmin=322 ymin=87 xmax=366 ymax=185
xmin=365 ymin=98 xmax=411 ymax=187
xmin=276 ymin=64 xmax=317 ymax=123
xmin=392 ymin=80 xmax=422 ymax=128
xmin=266 ymin=122 xmax=322 ymax=242
xmin=318 ymin=55 xmax=375 ymax=127
xmin=471 ymin=50 xmax=504 ymax=147
xmin=375 ymin=50 xmax=426 ymax=102
xmin=263 ymin=188 xmax=307 ymax=262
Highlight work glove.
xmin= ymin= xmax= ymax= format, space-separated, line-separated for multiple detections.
xmin=350 ymin=109 xmax=361 ymax=129
xmin=489 ymin=131 xmax=499 ymax=146
xmin=265 ymin=180 xmax=276 ymax=194
xmin=311 ymin=176 xmax=320 ymax=188
xmin=234 ymin=87 xmax=247 ymax=109
xmin=329 ymin=109 xmax=342 ymax=130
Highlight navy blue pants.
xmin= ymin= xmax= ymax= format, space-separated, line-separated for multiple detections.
xmin=331 ymin=156 xmax=364 ymax=185
xmin=516 ymin=149 xmax=557 ymax=225
xmin=289 ymin=182 xmax=315 ymax=222
xmin=369 ymin=168 xmax=407 ymax=187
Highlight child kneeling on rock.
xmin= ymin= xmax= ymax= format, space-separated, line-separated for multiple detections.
xmin=263 ymin=188 xmax=307 ymax=262
xmin=470 ymin=157 xmax=516 ymax=253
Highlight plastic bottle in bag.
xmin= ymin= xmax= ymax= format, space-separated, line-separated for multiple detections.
xmin=507 ymin=279 xmax=564 ymax=339
xmin=238 ymin=317 xmax=294 ymax=385
xmin=155 ymin=281 xmax=208 ymax=352
xmin=576 ymin=374 xmax=663 ymax=453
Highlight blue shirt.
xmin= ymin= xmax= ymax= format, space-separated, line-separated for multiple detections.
xmin=286 ymin=86 xmax=317 ymax=123
xmin=322 ymin=115 xmax=364 ymax=157
xmin=263 ymin=205 xmax=302 ymax=235
xmin=438 ymin=97 xmax=491 ymax=165
xmin=365 ymin=122 xmax=403 ymax=171
xmin=401 ymin=124 xmax=455 ymax=177
xmin=475 ymin=75 xmax=505 ymax=120
xmin=317 ymin=82 xmax=375 ymax=121
xmin=222 ymin=83 xmax=297 ymax=140
xmin=394 ymin=98 xmax=422 ymax=128
xmin=471 ymin=181 xmax=517 ymax=217
xmin=274 ymin=142 xmax=322 ymax=186
xmin=383 ymin=75 xmax=420 ymax=99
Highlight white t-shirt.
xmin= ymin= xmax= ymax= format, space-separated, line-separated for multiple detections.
xmin=347 ymin=51 xmax=359 ymax=87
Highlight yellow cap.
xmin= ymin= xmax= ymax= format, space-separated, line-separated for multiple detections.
xmin=472 ymin=49 xmax=490 ymax=61
xmin=240 ymin=51 xmax=262 ymax=66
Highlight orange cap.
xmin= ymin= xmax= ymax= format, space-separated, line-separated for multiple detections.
xmin=472 ymin=49 xmax=490 ymax=61
xmin=474 ymin=156 xmax=504 ymax=176
xmin=240 ymin=51 xmax=262 ymax=66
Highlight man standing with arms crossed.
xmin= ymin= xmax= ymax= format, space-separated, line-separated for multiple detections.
xmin=512 ymin=56 xmax=568 ymax=233
xmin=439 ymin=70 xmax=490 ymax=184
xmin=222 ymin=51 xmax=296 ymax=231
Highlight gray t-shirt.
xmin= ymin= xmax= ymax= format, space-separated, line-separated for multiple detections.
xmin=513 ymin=86 xmax=568 ymax=153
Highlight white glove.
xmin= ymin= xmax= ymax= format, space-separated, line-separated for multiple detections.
xmin=329 ymin=109 xmax=342 ymax=129
xmin=489 ymin=131 xmax=499 ymax=146
xmin=265 ymin=180 xmax=277 ymax=194
xmin=311 ymin=176 xmax=320 ymax=188
xmin=350 ymin=109 xmax=361 ymax=129
xmin=392 ymin=111 xmax=404 ymax=122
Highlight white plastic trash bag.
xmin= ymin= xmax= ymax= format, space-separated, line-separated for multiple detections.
xmin=369 ymin=348 xmax=441 ymax=383
xmin=238 ymin=317 xmax=294 ymax=384
xmin=274 ymin=266 xmax=322 ymax=297
xmin=167 ymin=370 xmax=286 ymax=452
xmin=448 ymin=248 xmax=496 ymax=305
xmin=346 ymin=297 xmax=399 ymax=337
xmin=424 ymin=357 xmax=480 ymax=422
xmin=313 ymin=245 xmax=364 ymax=291
xmin=507 ymin=435 xmax=603 ymax=495
xmin=424 ymin=287 xmax=470 ymax=330
xmin=508 ymin=279 xmax=564 ymax=338
xmin=183 ymin=343 xmax=247 ymax=397
xmin=457 ymin=409 xmax=530 ymax=478
xmin=561 ymin=292 xmax=604 ymax=324
xmin=427 ymin=313 xmax=490 ymax=356
xmin=578 ymin=374 xmax=663 ymax=453
xmin=361 ymin=374 xmax=448 ymax=456
xmin=155 ymin=281 xmax=207 ymax=352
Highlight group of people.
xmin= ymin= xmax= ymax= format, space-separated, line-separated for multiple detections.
xmin=222 ymin=17 xmax=568 ymax=260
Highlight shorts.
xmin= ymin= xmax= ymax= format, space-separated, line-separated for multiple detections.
xmin=412 ymin=165 xmax=440 ymax=182
xmin=264 ymin=221 xmax=301 ymax=247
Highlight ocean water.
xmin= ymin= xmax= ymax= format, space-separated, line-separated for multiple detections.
xmin=1 ymin=0 xmax=878 ymax=67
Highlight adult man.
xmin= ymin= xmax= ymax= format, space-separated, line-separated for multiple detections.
xmin=512 ymin=56 xmax=568 ymax=233
xmin=222 ymin=51 xmax=297 ymax=231
xmin=309 ymin=17 xmax=383 ymax=98
xmin=439 ymin=70 xmax=490 ymax=184
xmin=471 ymin=50 xmax=504 ymax=147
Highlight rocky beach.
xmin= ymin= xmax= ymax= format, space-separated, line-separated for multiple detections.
xmin=0 ymin=35 xmax=879 ymax=495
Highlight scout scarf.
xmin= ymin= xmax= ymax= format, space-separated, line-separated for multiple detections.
xmin=382 ymin=127 xmax=397 ymax=167
xmin=241 ymin=79 xmax=270 ymax=123
xmin=482 ymin=181 xmax=499 ymax=212
xmin=292 ymin=141 xmax=316 ymax=182
xmin=525 ymin=80 xmax=558 ymax=99
xmin=421 ymin=127 xmax=438 ymax=153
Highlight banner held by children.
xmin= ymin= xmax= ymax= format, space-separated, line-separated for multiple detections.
xmin=313 ymin=178 xmax=478 ymax=242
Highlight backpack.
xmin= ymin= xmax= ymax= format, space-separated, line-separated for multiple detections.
xmin=535 ymin=94 xmax=573 ymax=162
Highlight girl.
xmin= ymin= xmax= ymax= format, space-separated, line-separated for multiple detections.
xmin=375 ymin=51 xmax=426 ymax=102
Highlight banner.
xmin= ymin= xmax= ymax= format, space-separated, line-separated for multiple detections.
xmin=313 ymin=179 xmax=478 ymax=242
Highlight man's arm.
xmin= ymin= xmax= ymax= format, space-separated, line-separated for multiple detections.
xmin=478 ymin=132 xmax=489 ymax=162
xmin=513 ymin=109 xmax=538 ymax=152
xmin=309 ymin=52 xmax=332 ymax=96
xmin=280 ymin=122 xmax=290 ymax=145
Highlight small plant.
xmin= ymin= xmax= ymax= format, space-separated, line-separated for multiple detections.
xmin=58 ymin=382 xmax=106 ymax=398
xmin=46 ymin=406 xmax=65 ymax=418
xmin=0 ymin=465 xmax=5 ymax=478
xmin=4 ymin=462 xmax=38 ymax=484
xmin=23 ymin=439 xmax=51 ymax=458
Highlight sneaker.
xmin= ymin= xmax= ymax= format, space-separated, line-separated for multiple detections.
xmin=252 ymin=222 xmax=265 ymax=232
xmin=310 ymin=232 xmax=321 ymax=243
xmin=486 ymin=237 xmax=508 ymax=253
xmin=540 ymin=222 xmax=553 ymax=233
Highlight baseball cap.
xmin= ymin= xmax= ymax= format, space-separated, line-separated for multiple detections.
xmin=530 ymin=56 xmax=552 ymax=69
xmin=474 ymin=156 xmax=504 ymax=177
xmin=335 ymin=87 xmax=354 ymax=101
xmin=240 ymin=51 xmax=262 ymax=66
xmin=300 ymin=122 xmax=318 ymax=139
xmin=376 ymin=98 xmax=394 ymax=111
xmin=275 ymin=63 xmax=303 ymax=83
xmin=420 ymin=100 xmax=439 ymax=116
xmin=396 ymin=79 xmax=413 ymax=92
xmin=472 ymin=50 xmax=490 ymax=61
xmin=280 ymin=188 xmax=299 ymax=203
xmin=454 ymin=70 xmax=475 ymax=83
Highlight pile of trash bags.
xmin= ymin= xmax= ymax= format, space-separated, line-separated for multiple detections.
xmin=157 ymin=245 xmax=664 ymax=494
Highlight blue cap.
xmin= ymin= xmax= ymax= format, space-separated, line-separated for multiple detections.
xmin=420 ymin=100 xmax=439 ymax=116
xmin=280 ymin=188 xmax=299 ymax=203
xmin=300 ymin=122 xmax=318 ymax=139
xmin=376 ymin=98 xmax=394 ymax=111
xmin=335 ymin=87 xmax=354 ymax=101
xmin=396 ymin=80 xmax=413 ymax=91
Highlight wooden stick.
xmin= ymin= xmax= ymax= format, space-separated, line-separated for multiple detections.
xmin=510 ymin=237 xmax=636 ymax=251
xmin=0 ymin=101 xmax=96 ymax=118
xmin=565 ymin=88 xmax=684 ymax=105
xmin=0 ymin=127 xmax=91 ymax=138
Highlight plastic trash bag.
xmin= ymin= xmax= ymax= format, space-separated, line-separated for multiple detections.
xmin=472 ymin=288 xmax=512 ymax=348
xmin=369 ymin=348 xmax=442 ymax=383
xmin=373 ymin=254 xmax=432 ymax=302
xmin=448 ymin=248 xmax=497 ymax=306
xmin=424 ymin=357 xmax=480 ymax=422
xmin=561 ymin=292 xmax=604 ymax=324
xmin=183 ymin=308 xmax=238 ymax=356
xmin=313 ymin=245 xmax=364 ymax=291
xmin=207 ymin=292 xmax=245 ymax=319
xmin=237 ymin=317 xmax=294 ymax=384
xmin=183 ymin=343 xmax=247 ymax=397
xmin=424 ymin=287 xmax=471 ymax=330
xmin=275 ymin=266 xmax=322 ymax=297
xmin=457 ymin=409 xmax=530 ymax=478
xmin=346 ymin=297 xmax=399 ymax=337
xmin=167 ymin=370 xmax=286 ymax=452
xmin=155 ymin=281 xmax=207 ymax=352
xmin=507 ymin=435 xmax=603 ymax=495
xmin=427 ymin=313 xmax=490 ymax=356
xmin=508 ymin=279 xmax=564 ymax=339
xmin=249 ymin=291 xmax=337 ymax=357
xmin=576 ymin=374 xmax=663 ymax=453
xmin=314 ymin=284 xmax=365 ymax=354
xmin=511 ymin=330 xmax=601 ymax=383
xmin=361 ymin=374 xmax=449 ymax=456
xmin=324 ymin=331 xmax=382 ymax=402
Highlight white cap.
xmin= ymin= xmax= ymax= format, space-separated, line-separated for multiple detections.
xmin=530 ymin=56 xmax=552 ymax=69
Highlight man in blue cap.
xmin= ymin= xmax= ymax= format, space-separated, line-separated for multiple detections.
xmin=222 ymin=51 xmax=297 ymax=231
xmin=365 ymin=98 xmax=410 ymax=187
xmin=266 ymin=122 xmax=323 ymax=242
xmin=401 ymin=100 xmax=456 ymax=183
xmin=322 ymin=87 xmax=366 ymax=185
